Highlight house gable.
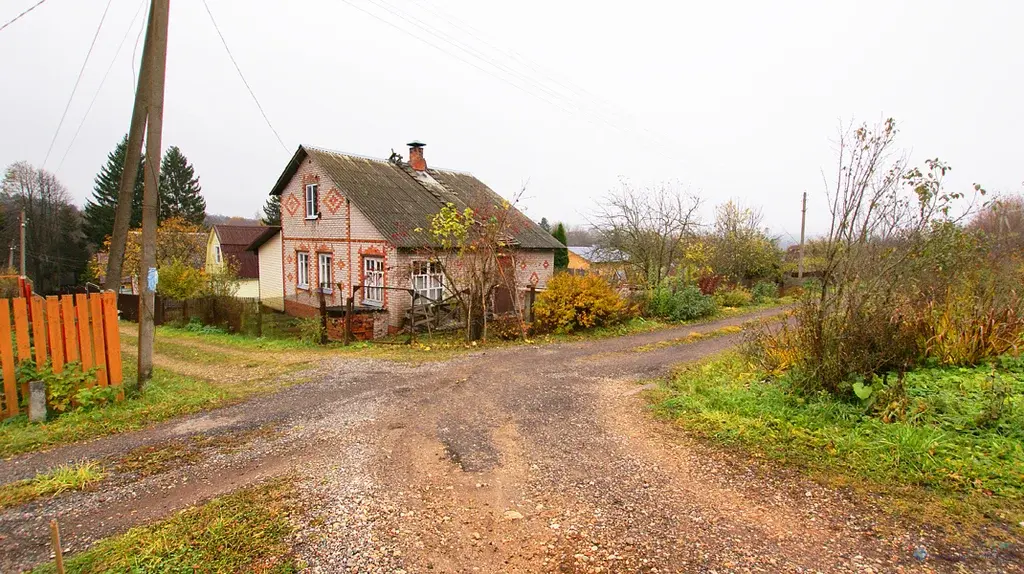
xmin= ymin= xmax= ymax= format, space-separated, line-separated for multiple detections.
xmin=270 ymin=145 xmax=563 ymax=250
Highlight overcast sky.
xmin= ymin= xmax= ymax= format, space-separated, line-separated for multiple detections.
xmin=2 ymin=0 xmax=1021 ymax=243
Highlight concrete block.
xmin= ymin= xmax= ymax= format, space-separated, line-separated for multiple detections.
xmin=29 ymin=380 xmax=46 ymax=423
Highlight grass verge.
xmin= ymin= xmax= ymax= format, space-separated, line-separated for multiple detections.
xmin=0 ymin=368 xmax=250 ymax=458
xmin=0 ymin=462 xmax=105 ymax=509
xmin=31 ymin=478 xmax=302 ymax=573
xmin=651 ymin=352 xmax=1024 ymax=538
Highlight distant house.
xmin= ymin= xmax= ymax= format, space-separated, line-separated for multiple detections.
xmin=259 ymin=141 xmax=562 ymax=338
xmin=205 ymin=225 xmax=266 ymax=298
xmin=245 ymin=226 xmax=283 ymax=310
xmin=567 ymin=246 xmax=628 ymax=281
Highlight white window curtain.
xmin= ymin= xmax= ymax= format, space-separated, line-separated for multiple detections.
xmin=297 ymin=252 xmax=309 ymax=288
xmin=318 ymin=253 xmax=333 ymax=292
xmin=412 ymin=261 xmax=444 ymax=302
xmin=305 ymin=184 xmax=319 ymax=218
xmin=363 ymin=257 xmax=384 ymax=305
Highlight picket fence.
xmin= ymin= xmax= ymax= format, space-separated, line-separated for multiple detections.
xmin=0 ymin=292 xmax=123 ymax=419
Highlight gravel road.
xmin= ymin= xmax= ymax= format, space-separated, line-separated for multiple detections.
xmin=1 ymin=308 xmax=1018 ymax=573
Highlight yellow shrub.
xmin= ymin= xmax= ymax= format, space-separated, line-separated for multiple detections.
xmin=533 ymin=274 xmax=627 ymax=334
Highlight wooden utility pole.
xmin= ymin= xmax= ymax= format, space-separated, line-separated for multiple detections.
xmin=19 ymin=210 xmax=26 ymax=277
xmin=798 ymin=191 xmax=807 ymax=280
xmin=137 ymin=0 xmax=170 ymax=384
xmin=104 ymin=6 xmax=155 ymax=292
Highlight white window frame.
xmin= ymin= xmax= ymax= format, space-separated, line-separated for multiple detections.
xmin=411 ymin=260 xmax=444 ymax=302
xmin=297 ymin=252 xmax=310 ymax=289
xmin=214 ymin=245 xmax=222 ymax=264
xmin=363 ymin=256 xmax=384 ymax=306
xmin=305 ymin=183 xmax=319 ymax=219
xmin=318 ymin=253 xmax=333 ymax=293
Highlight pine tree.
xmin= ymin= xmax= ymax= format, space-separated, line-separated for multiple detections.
xmin=262 ymin=194 xmax=281 ymax=225
xmin=83 ymin=135 xmax=144 ymax=248
xmin=159 ymin=146 xmax=206 ymax=225
xmin=552 ymin=222 xmax=569 ymax=269
xmin=538 ymin=217 xmax=551 ymax=232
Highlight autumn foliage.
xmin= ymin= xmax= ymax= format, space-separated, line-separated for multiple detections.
xmin=532 ymin=274 xmax=627 ymax=334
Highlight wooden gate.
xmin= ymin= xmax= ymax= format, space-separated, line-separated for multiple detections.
xmin=0 ymin=292 xmax=123 ymax=420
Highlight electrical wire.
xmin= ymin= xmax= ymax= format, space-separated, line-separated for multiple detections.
xmin=0 ymin=0 xmax=48 ymax=34
xmin=55 ymin=0 xmax=149 ymax=174
xmin=336 ymin=0 xmax=584 ymax=123
xmin=131 ymin=0 xmax=150 ymax=91
xmin=201 ymin=0 xmax=288 ymax=152
xmin=410 ymin=0 xmax=675 ymax=149
xmin=338 ymin=0 xmax=676 ymax=160
xmin=41 ymin=0 xmax=116 ymax=169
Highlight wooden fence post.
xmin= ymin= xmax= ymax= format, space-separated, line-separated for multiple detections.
xmin=49 ymin=519 xmax=65 ymax=574
xmin=527 ymin=284 xmax=536 ymax=323
xmin=101 ymin=292 xmax=124 ymax=397
xmin=60 ymin=296 xmax=79 ymax=364
xmin=30 ymin=296 xmax=46 ymax=368
xmin=12 ymin=298 xmax=31 ymax=400
xmin=344 ymin=296 xmax=353 ymax=346
xmin=89 ymin=293 xmax=109 ymax=388
xmin=75 ymin=294 xmax=94 ymax=386
xmin=318 ymin=289 xmax=328 ymax=345
xmin=45 ymin=297 xmax=64 ymax=373
xmin=0 ymin=299 xmax=18 ymax=418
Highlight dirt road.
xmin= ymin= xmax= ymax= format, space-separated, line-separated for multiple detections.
xmin=1 ymin=309 xmax=1016 ymax=573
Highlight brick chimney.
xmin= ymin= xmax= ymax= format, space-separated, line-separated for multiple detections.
xmin=408 ymin=141 xmax=426 ymax=171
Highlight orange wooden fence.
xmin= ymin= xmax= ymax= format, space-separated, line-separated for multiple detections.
xmin=0 ymin=292 xmax=123 ymax=419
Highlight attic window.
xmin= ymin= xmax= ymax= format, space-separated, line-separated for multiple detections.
xmin=305 ymin=184 xmax=319 ymax=219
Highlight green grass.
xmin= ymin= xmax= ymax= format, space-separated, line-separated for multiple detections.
xmin=0 ymin=369 xmax=242 ymax=458
xmin=152 ymin=325 xmax=319 ymax=352
xmin=32 ymin=478 xmax=302 ymax=573
xmin=0 ymin=462 xmax=105 ymax=509
xmin=652 ymin=352 xmax=1024 ymax=535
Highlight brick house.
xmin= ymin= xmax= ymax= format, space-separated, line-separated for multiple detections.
xmin=259 ymin=142 xmax=562 ymax=338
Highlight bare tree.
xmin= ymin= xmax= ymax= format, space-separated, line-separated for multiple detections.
xmin=798 ymin=118 xmax=983 ymax=392
xmin=1 ymin=162 xmax=90 ymax=293
xmin=418 ymin=188 xmax=532 ymax=341
xmin=969 ymin=193 xmax=1024 ymax=256
xmin=592 ymin=179 xmax=702 ymax=287
xmin=709 ymin=200 xmax=781 ymax=285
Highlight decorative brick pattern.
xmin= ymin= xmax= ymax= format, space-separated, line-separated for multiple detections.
xmin=275 ymin=154 xmax=555 ymax=337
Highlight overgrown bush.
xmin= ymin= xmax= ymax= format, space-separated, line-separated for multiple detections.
xmin=751 ymin=281 xmax=779 ymax=303
xmin=15 ymin=360 xmax=102 ymax=417
xmin=645 ymin=280 xmax=717 ymax=322
xmin=183 ymin=317 xmax=226 ymax=335
xmin=489 ymin=313 xmax=526 ymax=340
xmin=716 ymin=287 xmax=753 ymax=308
xmin=297 ymin=316 xmax=326 ymax=345
xmin=915 ymin=268 xmax=1024 ymax=365
xmin=533 ymin=274 xmax=627 ymax=334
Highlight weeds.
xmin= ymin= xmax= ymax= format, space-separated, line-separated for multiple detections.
xmin=0 ymin=462 xmax=105 ymax=509
xmin=31 ymin=478 xmax=303 ymax=573
xmin=653 ymin=352 xmax=1024 ymax=532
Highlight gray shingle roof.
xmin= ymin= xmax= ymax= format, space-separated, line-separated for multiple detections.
xmin=269 ymin=145 xmax=563 ymax=250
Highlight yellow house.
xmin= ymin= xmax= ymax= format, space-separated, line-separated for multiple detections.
xmin=567 ymin=246 xmax=628 ymax=281
xmin=567 ymin=249 xmax=591 ymax=274
xmin=205 ymin=225 xmax=266 ymax=298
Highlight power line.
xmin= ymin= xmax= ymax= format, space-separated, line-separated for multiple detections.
xmin=410 ymin=0 xmax=675 ymax=149
xmin=56 ymin=0 xmax=148 ymax=173
xmin=131 ymin=0 xmax=149 ymax=91
xmin=367 ymin=0 xmax=572 ymax=107
xmin=201 ymin=0 xmax=288 ymax=152
xmin=339 ymin=0 xmax=677 ymax=161
xmin=0 ymin=0 xmax=48 ymax=34
xmin=336 ymin=0 xmax=591 ymax=127
xmin=41 ymin=0 xmax=116 ymax=169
